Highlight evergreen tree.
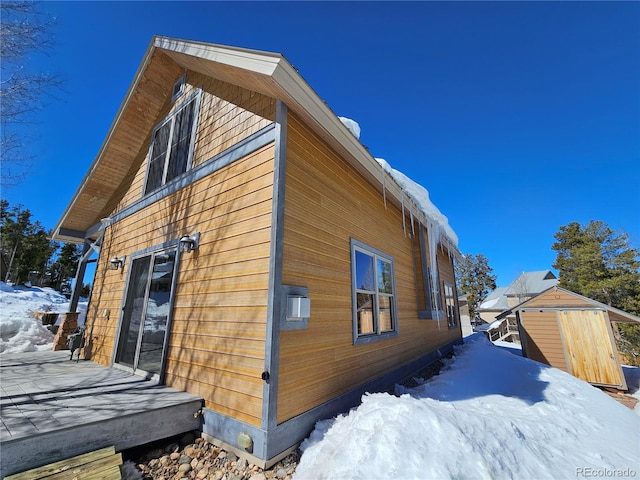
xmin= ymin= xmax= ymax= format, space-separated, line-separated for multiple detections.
xmin=49 ymin=242 xmax=81 ymax=291
xmin=552 ymin=220 xmax=640 ymax=365
xmin=552 ymin=220 xmax=640 ymax=315
xmin=0 ymin=200 xmax=57 ymax=284
xmin=455 ymin=253 xmax=497 ymax=319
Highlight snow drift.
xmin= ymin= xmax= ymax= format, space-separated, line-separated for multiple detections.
xmin=294 ymin=335 xmax=639 ymax=479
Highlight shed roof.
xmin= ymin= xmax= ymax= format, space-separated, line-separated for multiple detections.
xmin=496 ymin=286 xmax=640 ymax=324
xmin=52 ymin=37 xmax=458 ymax=252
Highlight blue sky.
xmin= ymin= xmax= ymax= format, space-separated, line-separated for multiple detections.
xmin=3 ymin=1 xmax=639 ymax=287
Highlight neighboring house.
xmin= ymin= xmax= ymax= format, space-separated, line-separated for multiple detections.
xmin=497 ymin=286 xmax=640 ymax=391
xmin=457 ymin=293 xmax=473 ymax=337
xmin=475 ymin=270 xmax=559 ymax=343
xmin=51 ymin=37 xmax=462 ymax=466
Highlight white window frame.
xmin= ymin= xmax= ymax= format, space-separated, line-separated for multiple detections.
xmin=143 ymin=89 xmax=202 ymax=196
xmin=350 ymin=238 xmax=398 ymax=345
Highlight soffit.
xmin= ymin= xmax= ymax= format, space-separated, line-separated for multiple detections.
xmin=52 ymin=47 xmax=182 ymax=241
xmin=53 ymin=37 xmax=441 ymax=249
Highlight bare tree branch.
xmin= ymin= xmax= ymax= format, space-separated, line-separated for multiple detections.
xmin=1 ymin=1 xmax=60 ymax=187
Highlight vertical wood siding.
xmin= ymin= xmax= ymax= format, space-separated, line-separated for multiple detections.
xmin=83 ymin=75 xmax=277 ymax=426
xmin=277 ymin=113 xmax=460 ymax=423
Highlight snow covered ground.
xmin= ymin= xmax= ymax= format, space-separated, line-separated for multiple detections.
xmin=1 ymin=281 xmax=638 ymax=479
xmin=294 ymin=334 xmax=640 ymax=480
xmin=0 ymin=281 xmax=87 ymax=354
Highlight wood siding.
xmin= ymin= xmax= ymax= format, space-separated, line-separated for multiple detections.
xmin=523 ymin=289 xmax=593 ymax=309
xmin=277 ymin=112 xmax=460 ymax=424
xmin=112 ymin=71 xmax=275 ymax=215
xmin=519 ymin=310 xmax=568 ymax=372
xmin=84 ymin=119 xmax=276 ymax=429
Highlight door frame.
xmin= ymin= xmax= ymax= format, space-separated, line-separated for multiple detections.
xmin=111 ymin=239 xmax=182 ymax=384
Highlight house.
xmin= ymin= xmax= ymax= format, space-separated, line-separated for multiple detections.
xmin=497 ymin=286 xmax=640 ymax=390
xmin=51 ymin=37 xmax=462 ymax=466
xmin=476 ymin=270 xmax=559 ymax=343
xmin=457 ymin=293 xmax=474 ymax=337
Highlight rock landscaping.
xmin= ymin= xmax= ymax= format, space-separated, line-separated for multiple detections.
xmin=124 ymin=433 xmax=299 ymax=480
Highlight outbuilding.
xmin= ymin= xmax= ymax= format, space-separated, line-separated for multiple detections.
xmin=497 ymin=286 xmax=639 ymax=390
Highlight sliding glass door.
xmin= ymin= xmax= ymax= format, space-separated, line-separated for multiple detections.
xmin=115 ymin=248 xmax=177 ymax=377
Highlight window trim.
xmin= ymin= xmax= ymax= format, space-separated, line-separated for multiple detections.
xmin=417 ymin=224 xmax=445 ymax=320
xmin=143 ymin=89 xmax=202 ymax=196
xmin=171 ymin=74 xmax=186 ymax=103
xmin=350 ymin=238 xmax=398 ymax=345
xmin=444 ymin=282 xmax=458 ymax=329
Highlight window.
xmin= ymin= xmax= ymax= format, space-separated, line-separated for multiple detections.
xmin=444 ymin=282 xmax=457 ymax=328
xmin=351 ymin=239 xmax=398 ymax=344
xmin=144 ymin=92 xmax=200 ymax=195
xmin=417 ymin=225 xmax=443 ymax=319
xmin=171 ymin=74 xmax=186 ymax=102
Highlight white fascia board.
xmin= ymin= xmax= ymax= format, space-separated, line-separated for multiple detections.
xmin=272 ymin=60 xmax=459 ymax=254
xmin=272 ymin=61 xmax=402 ymax=199
xmin=154 ymin=36 xmax=282 ymax=77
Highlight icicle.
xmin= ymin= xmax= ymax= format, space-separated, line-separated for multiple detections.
xmin=410 ymin=202 xmax=415 ymax=237
xmin=401 ymin=194 xmax=406 ymax=238
xmin=381 ymin=165 xmax=387 ymax=209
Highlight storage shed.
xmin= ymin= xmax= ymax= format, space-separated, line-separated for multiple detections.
xmin=497 ymin=286 xmax=639 ymax=390
xmin=51 ymin=37 xmax=462 ymax=466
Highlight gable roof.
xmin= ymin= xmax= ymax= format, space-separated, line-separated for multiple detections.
xmin=503 ymin=270 xmax=558 ymax=297
xmin=496 ymin=286 xmax=640 ymax=324
xmin=478 ymin=287 xmax=509 ymax=311
xmin=52 ymin=37 xmax=458 ymax=253
xmin=477 ymin=270 xmax=558 ymax=314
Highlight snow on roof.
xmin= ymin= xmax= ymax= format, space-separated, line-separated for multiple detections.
xmin=478 ymin=287 xmax=509 ymax=311
xmin=474 ymin=318 xmax=506 ymax=332
xmin=335 ymin=117 xmax=458 ymax=250
xmin=338 ymin=117 xmax=361 ymax=140
xmin=376 ymin=158 xmax=458 ymax=248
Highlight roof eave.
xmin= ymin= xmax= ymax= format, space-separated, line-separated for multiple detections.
xmin=52 ymin=37 xmax=159 ymax=242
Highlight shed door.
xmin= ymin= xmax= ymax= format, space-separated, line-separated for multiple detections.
xmin=115 ymin=249 xmax=177 ymax=378
xmin=557 ymin=310 xmax=626 ymax=389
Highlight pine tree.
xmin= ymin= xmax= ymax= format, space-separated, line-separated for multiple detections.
xmin=552 ymin=220 xmax=640 ymax=365
xmin=552 ymin=220 xmax=640 ymax=315
xmin=455 ymin=253 xmax=497 ymax=319
xmin=49 ymin=242 xmax=81 ymax=292
xmin=0 ymin=200 xmax=57 ymax=284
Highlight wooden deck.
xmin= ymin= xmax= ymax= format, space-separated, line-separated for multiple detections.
xmin=0 ymin=350 xmax=203 ymax=477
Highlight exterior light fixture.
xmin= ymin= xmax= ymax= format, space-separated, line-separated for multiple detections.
xmin=109 ymin=256 xmax=126 ymax=270
xmin=179 ymin=233 xmax=200 ymax=253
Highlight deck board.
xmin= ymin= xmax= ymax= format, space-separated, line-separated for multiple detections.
xmin=0 ymin=350 xmax=203 ymax=477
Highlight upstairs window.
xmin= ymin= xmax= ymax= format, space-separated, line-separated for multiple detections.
xmin=444 ymin=282 xmax=458 ymax=328
xmin=144 ymin=92 xmax=201 ymax=195
xmin=351 ymin=239 xmax=398 ymax=344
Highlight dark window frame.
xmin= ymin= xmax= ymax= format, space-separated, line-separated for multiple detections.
xmin=444 ymin=282 xmax=458 ymax=328
xmin=143 ymin=89 xmax=202 ymax=196
xmin=350 ymin=238 xmax=398 ymax=345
